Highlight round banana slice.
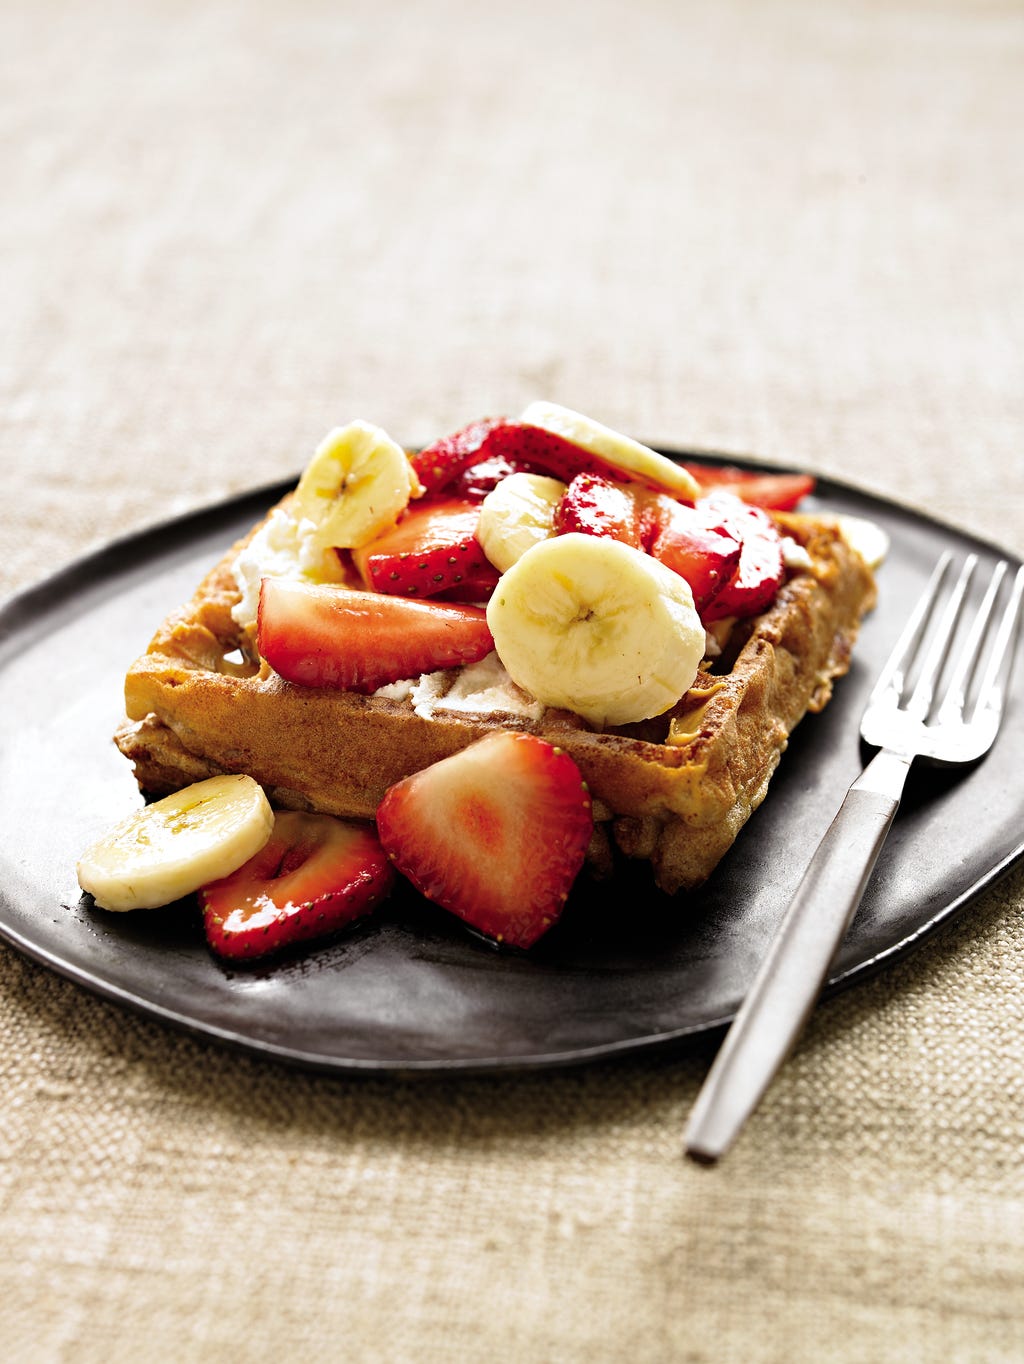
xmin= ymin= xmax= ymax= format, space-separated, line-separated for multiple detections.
xmin=520 ymin=400 xmax=701 ymax=500
xmin=486 ymin=533 xmax=706 ymax=728
xmin=293 ymin=420 xmax=420 ymax=552
xmin=477 ymin=472 xmax=566 ymax=573
xmin=77 ymin=775 xmax=275 ymax=912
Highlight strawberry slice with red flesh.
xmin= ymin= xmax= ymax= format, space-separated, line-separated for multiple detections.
xmin=410 ymin=417 xmax=504 ymax=494
xmin=448 ymin=452 xmax=540 ymax=500
xmin=200 ymin=810 xmax=394 ymax=961
xmin=644 ymin=496 xmax=744 ymax=613
xmin=679 ymin=461 xmax=815 ymax=511
xmin=258 ymin=578 xmax=494 ymax=692
xmin=554 ymin=472 xmax=644 ymax=548
xmin=430 ymin=559 xmax=502 ymax=603
xmin=485 ymin=420 xmax=690 ymax=495
xmin=698 ymin=493 xmax=786 ymax=622
xmin=418 ymin=419 xmax=697 ymax=499
xmin=376 ymin=731 xmax=593 ymax=950
xmin=352 ymin=496 xmax=491 ymax=598
xmin=412 ymin=419 xmax=582 ymax=497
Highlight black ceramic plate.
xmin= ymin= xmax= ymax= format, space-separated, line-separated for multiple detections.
xmin=1 ymin=457 xmax=1022 ymax=1075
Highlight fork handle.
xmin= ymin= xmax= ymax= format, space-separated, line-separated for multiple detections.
xmin=684 ymin=748 xmax=913 ymax=1163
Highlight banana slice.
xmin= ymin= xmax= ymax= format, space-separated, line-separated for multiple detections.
xmin=520 ymin=400 xmax=701 ymax=500
xmin=77 ymin=775 xmax=274 ymax=912
xmin=477 ymin=472 xmax=566 ymax=573
xmin=486 ymin=532 xmax=705 ymax=728
xmin=293 ymin=420 xmax=421 ymax=552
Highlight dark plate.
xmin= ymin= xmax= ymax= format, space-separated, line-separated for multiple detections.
xmin=1 ymin=456 xmax=1022 ymax=1075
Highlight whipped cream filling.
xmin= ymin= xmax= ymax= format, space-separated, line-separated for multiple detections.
xmin=375 ymin=652 xmax=547 ymax=721
xmin=780 ymin=535 xmax=813 ymax=572
xmin=832 ymin=515 xmax=890 ymax=570
xmin=231 ymin=508 xmax=345 ymax=629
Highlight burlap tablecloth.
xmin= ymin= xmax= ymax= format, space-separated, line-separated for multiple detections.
xmin=3 ymin=2 xmax=1022 ymax=1360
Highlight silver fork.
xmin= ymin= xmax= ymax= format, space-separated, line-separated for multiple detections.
xmin=684 ymin=551 xmax=1024 ymax=1163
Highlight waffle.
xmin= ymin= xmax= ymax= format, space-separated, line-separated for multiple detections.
xmin=114 ymin=501 xmax=876 ymax=894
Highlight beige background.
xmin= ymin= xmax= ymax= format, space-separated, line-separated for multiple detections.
xmin=2 ymin=2 xmax=1022 ymax=1361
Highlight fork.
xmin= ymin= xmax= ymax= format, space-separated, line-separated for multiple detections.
xmin=684 ymin=551 xmax=1024 ymax=1163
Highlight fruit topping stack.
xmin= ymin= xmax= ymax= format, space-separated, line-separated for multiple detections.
xmin=239 ymin=401 xmax=814 ymax=729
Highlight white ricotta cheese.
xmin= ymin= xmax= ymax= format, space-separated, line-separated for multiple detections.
xmin=375 ymin=652 xmax=546 ymax=722
xmin=231 ymin=507 xmax=345 ymax=629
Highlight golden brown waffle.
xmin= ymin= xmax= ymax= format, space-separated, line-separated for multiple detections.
xmin=114 ymin=503 xmax=876 ymax=894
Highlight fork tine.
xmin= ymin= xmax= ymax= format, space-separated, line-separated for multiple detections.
xmin=867 ymin=550 xmax=952 ymax=709
xmin=934 ymin=560 xmax=1007 ymax=725
xmin=905 ymin=554 xmax=977 ymax=721
xmin=972 ymin=562 xmax=1024 ymax=730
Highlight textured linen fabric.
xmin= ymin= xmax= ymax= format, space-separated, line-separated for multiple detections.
xmin=2 ymin=2 xmax=1022 ymax=1361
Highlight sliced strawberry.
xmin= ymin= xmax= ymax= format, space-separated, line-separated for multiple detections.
xmin=258 ymin=579 xmax=494 ymax=692
xmin=200 ymin=810 xmax=394 ymax=961
xmin=410 ymin=417 xmax=504 ymax=493
xmin=448 ymin=452 xmax=539 ymax=500
xmin=376 ymin=731 xmax=593 ymax=950
xmin=679 ymin=461 xmax=816 ymax=511
xmin=412 ymin=418 xmax=580 ymax=493
xmin=553 ymin=472 xmax=644 ymax=547
xmin=415 ymin=418 xmax=697 ymax=499
xmin=733 ymin=472 xmax=814 ymax=510
xmin=351 ymin=496 xmax=491 ymax=598
xmin=430 ymin=559 xmax=502 ymax=603
xmin=644 ymin=496 xmax=744 ymax=613
xmin=485 ymin=419 xmax=679 ymax=493
xmin=699 ymin=492 xmax=786 ymax=622
xmin=483 ymin=420 xmax=599 ymax=481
